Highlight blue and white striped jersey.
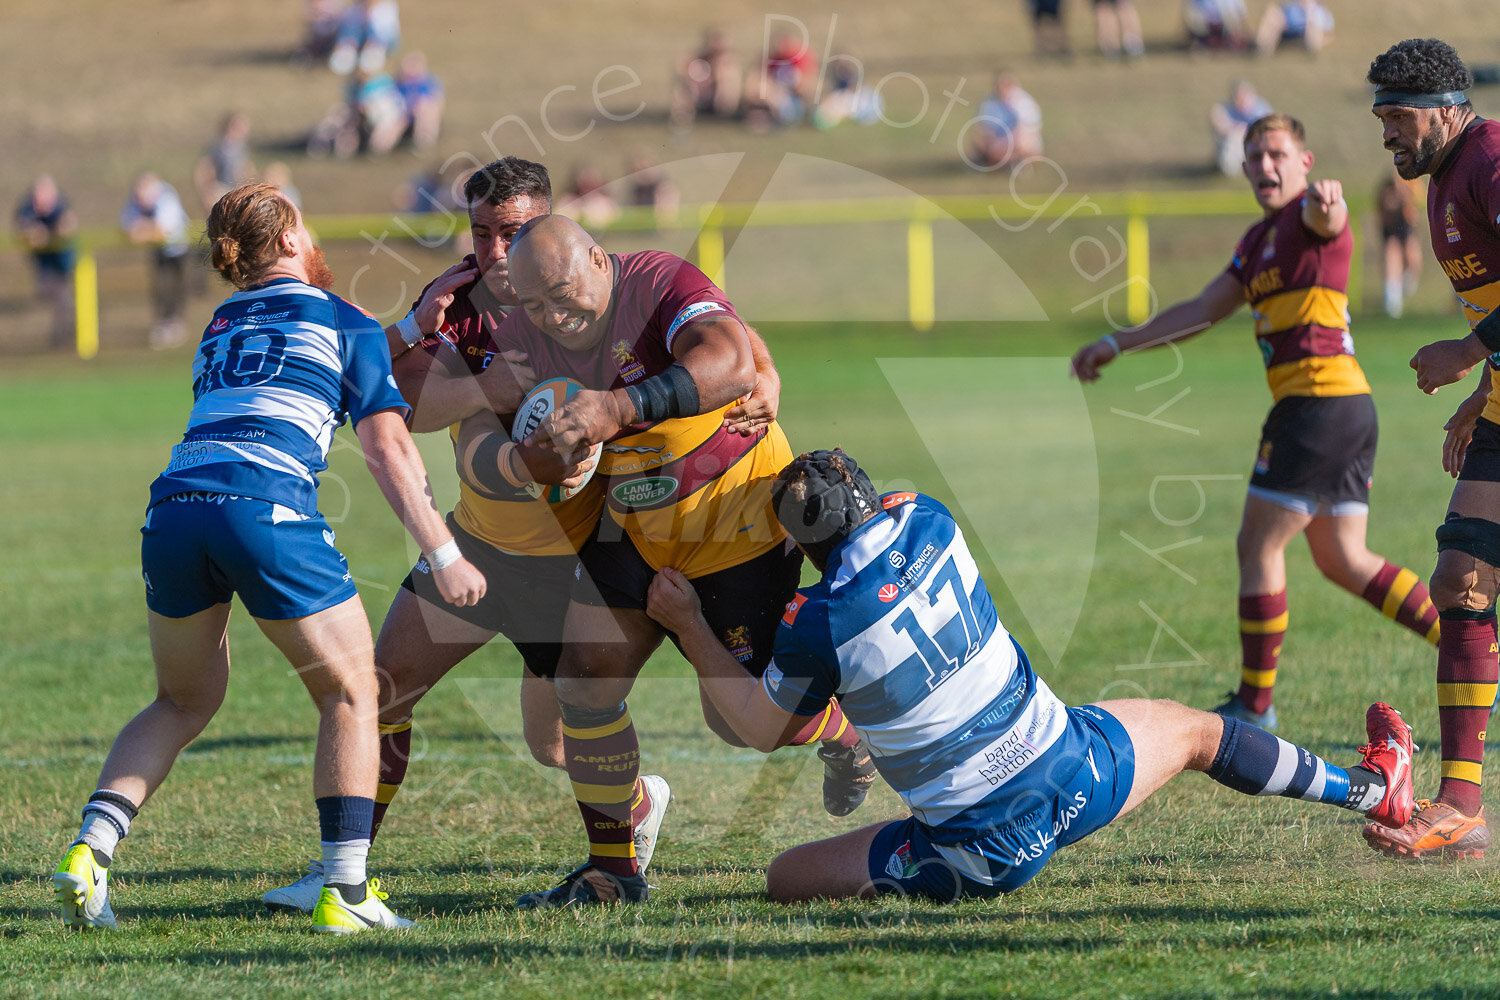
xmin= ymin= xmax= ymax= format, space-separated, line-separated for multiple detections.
xmin=148 ymin=278 xmax=409 ymax=515
xmin=764 ymin=492 xmax=1076 ymax=844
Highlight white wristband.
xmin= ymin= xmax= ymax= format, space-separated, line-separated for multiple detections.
xmin=428 ymin=539 xmax=462 ymax=570
xmin=1101 ymin=333 xmax=1121 ymax=359
xmin=396 ymin=312 xmax=423 ymax=349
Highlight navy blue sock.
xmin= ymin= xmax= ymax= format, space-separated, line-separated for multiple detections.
xmin=1207 ymin=717 xmax=1381 ymax=811
xmin=316 ymin=795 xmax=375 ymax=895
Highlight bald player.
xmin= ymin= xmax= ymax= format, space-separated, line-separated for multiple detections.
xmin=461 ymin=215 xmax=874 ymax=907
xmin=1365 ymin=38 xmax=1500 ymax=860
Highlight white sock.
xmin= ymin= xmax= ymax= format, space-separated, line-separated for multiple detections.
xmin=321 ymin=839 xmax=370 ymax=890
xmin=78 ymin=813 xmax=123 ymax=860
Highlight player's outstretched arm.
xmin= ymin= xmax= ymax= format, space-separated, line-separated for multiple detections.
xmin=646 ymin=567 xmax=796 ymax=752
xmin=355 ymin=409 xmax=486 ymax=607
xmin=1071 ymin=271 xmax=1244 ymax=382
xmin=1302 ymin=178 xmax=1348 ymax=239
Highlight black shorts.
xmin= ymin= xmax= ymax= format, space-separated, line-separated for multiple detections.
xmin=401 ymin=514 xmax=577 ymax=678
xmin=1459 ymin=417 xmax=1500 ymax=483
xmin=1030 ymin=0 xmax=1062 ymax=17
xmin=575 ymin=532 xmax=804 ymax=676
xmin=1381 ymin=219 xmax=1413 ymax=242
xmin=1249 ymin=394 xmax=1376 ymax=506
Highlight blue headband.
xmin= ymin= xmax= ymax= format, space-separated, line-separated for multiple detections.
xmin=1373 ymin=87 xmax=1468 ymax=108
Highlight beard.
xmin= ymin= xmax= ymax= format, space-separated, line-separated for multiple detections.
xmin=305 ymin=245 xmax=336 ymax=290
xmin=1397 ymin=128 xmax=1445 ymax=179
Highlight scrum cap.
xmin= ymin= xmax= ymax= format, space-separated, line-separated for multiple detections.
xmin=772 ymin=449 xmax=880 ymax=562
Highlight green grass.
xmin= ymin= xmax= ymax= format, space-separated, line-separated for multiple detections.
xmin=3 ymin=315 xmax=1498 ymax=998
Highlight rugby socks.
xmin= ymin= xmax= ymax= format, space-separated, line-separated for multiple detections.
xmin=316 ymin=795 xmax=374 ymax=902
xmin=370 ymin=718 xmax=414 ymax=841
xmin=1361 ymin=561 xmax=1441 ymax=645
xmin=1435 ymin=611 xmax=1497 ymax=816
xmin=76 ymin=790 xmax=139 ymax=865
xmin=1236 ymin=592 xmax=1287 ymax=714
xmin=560 ymin=701 xmax=642 ymax=878
xmin=786 ymin=699 xmax=861 ymax=749
xmin=1208 ymin=717 xmax=1385 ymax=813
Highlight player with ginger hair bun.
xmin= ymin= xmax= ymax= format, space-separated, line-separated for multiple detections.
xmin=54 ymin=183 xmax=484 ymax=933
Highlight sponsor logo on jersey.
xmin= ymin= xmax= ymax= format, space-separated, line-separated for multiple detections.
xmin=1261 ymin=225 xmax=1277 ymax=261
xmin=1446 ymin=202 xmax=1461 ymax=243
xmin=611 ymin=339 xmax=646 ymax=382
xmin=610 ymin=476 xmax=678 ymax=507
xmin=878 ymin=584 xmax=899 ymax=603
xmin=782 ymin=593 xmax=807 ymax=625
xmin=885 ymin=840 xmax=919 ymax=879
xmin=249 ymin=301 xmax=267 ymax=313
xmin=210 ymin=317 xmax=230 ymax=332
xmin=665 ymin=300 xmax=728 ymax=343
xmin=721 ymin=624 xmax=754 ymax=663
xmin=881 ymin=492 xmax=917 ymax=510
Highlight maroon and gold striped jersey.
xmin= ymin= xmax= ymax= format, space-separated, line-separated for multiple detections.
xmin=1226 ymin=196 xmax=1369 ymax=402
xmin=495 ymin=250 xmax=788 ymax=577
xmin=1425 ymin=119 xmax=1500 ymax=422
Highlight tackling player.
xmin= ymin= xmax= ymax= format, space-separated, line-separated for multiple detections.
xmin=645 ymin=448 xmax=1416 ymax=901
xmin=54 ymin=184 xmax=484 ymax=932
xmin=1365 ymin=38 xmax=1500 ymax=860
xmin=1072 ymin=113 xmax=1438 ymax=733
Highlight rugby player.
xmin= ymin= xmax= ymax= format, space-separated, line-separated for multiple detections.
xmin=467 ymin=215 xmax=873 ymax=907
xmin=1365 ymin=38 xmax=1500 ymax=859
xmin=264 ymin=158 xmax=670 ymax=912
xmin=55 ymin=184 xmax=484 ymax=932
xmin=262 ymin=161 xmax=808 ymax=911
xmin=645 ymin=448 xmax=1416 ymax=901
xmin=1072 ymin=113 xmax=1438 ymax=733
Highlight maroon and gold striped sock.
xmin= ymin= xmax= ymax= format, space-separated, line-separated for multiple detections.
xmin=1436 ymin=613 xmax=1497 ymax=815
xmin=562 ymin=704 xmax=641 ymax=878
xmin=370 ymin=718 xmax=412 ymax=842
xmin=1236 ymin=592 xmax=1287 ymax=715
xmin=1361 ymin=561 xmax=1441 ymax=646
xmin=785 ymin=699 xmax=860 ymax=749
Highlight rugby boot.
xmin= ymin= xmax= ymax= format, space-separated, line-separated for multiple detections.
xmin=1212 ymin=692 xmax=1278 ymax=731
xmin=1363 ymin=800 xmax=1489 ymax=860
xmin=515 ymin=864 xmax=649 ymax=909
xmin=1357 ymin=702 xmax=1415 ymax=829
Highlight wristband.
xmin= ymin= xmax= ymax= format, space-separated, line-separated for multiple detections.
xmin=623 ymin=363 xmax=701 ymax=423
xmin=396 ymin=311 xmax=423 ymax=349
xmin=428 ymin=539 xmax=461 ymax=570
xmin=1101 ymin=334 xmax=1121 ymax=359
xmin=1474 ymin=310 xmax=1500 ymax=355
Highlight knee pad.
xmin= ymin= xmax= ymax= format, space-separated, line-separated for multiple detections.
xmin=1433 ymin=516 xmax=1500 ymax=613
xmin=1436 ymin=515 xmax=1500 ymax=567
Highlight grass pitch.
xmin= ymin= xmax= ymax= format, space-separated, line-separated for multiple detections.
xmin=3 ymin=315 xmax=1498 ymax=998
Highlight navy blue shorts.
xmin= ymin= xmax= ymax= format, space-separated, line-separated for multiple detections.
xmin=866 ymin=704 xmax=1135 ymax=901
xmin=141 ymin=493 xmax=357 ymax=620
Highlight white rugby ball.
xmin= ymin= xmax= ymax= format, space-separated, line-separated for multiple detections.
xmin=511 ymin=376 xmax=601 ymax=503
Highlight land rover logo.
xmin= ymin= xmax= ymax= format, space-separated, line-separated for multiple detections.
xmin=611 ymin=476 xmax=677 ymax=506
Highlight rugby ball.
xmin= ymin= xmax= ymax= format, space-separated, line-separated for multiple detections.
xmin=510 ymin=376 xmax=601 ymax=503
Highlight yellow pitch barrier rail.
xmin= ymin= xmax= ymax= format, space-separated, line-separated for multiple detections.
xmin=16 ymin=189 xmax=1364 ymax=355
